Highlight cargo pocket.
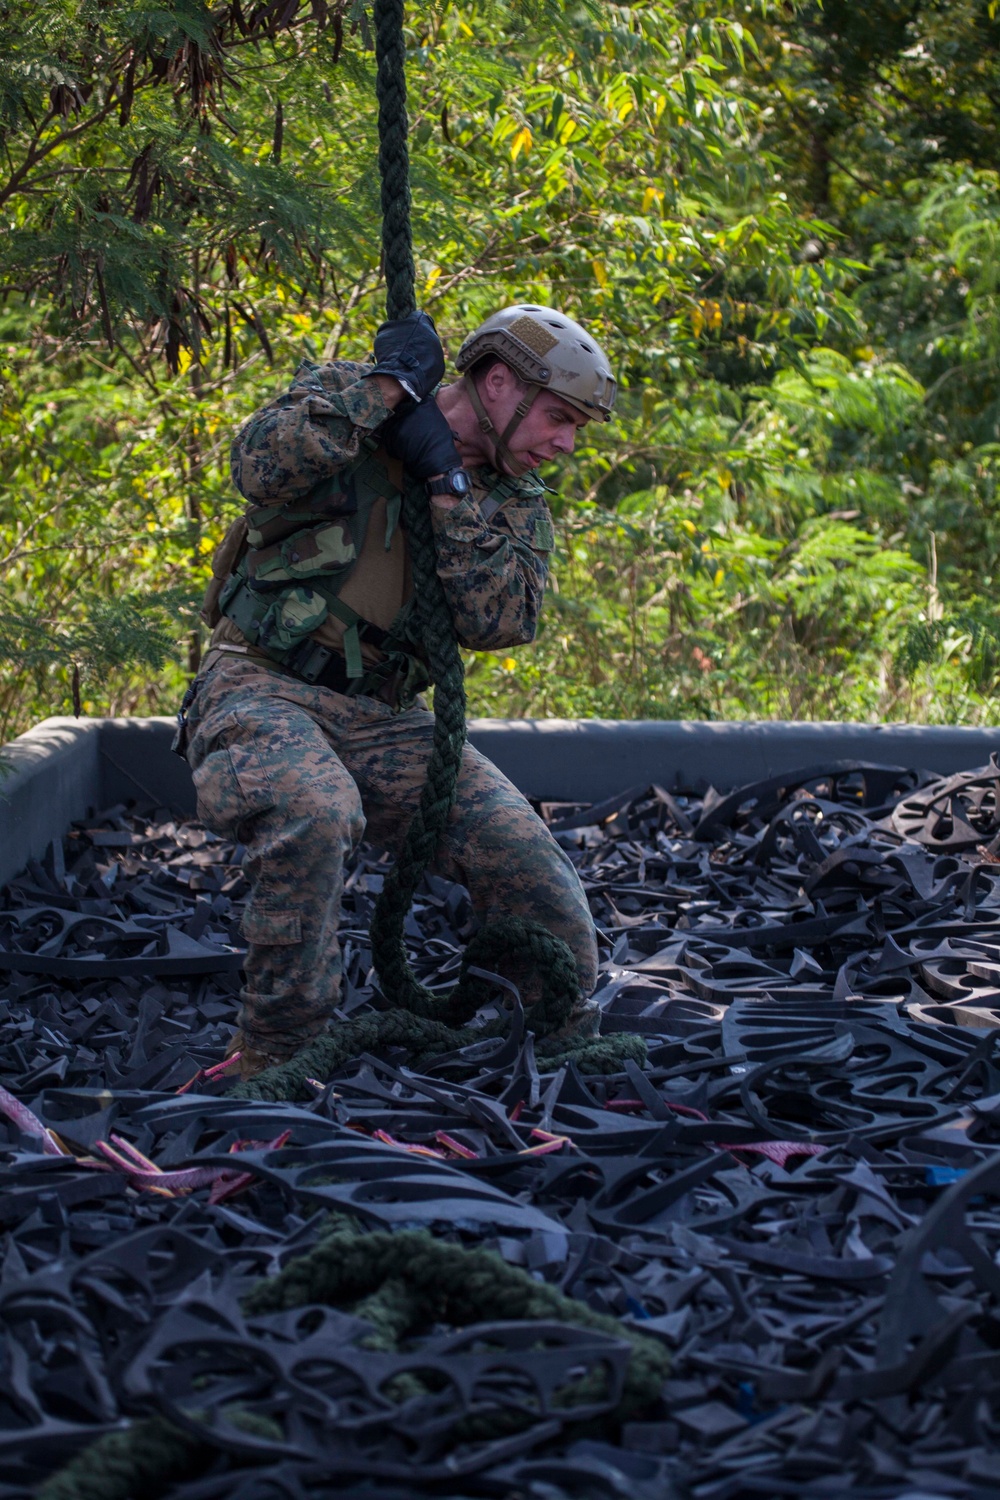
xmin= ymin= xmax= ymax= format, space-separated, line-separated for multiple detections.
xmin=242 ymin=904 xmax=302 ymax=945
xmin=498 ymin=505 xmax=555 ymax=555
xmin=190 ymin=713 xmax=276 ymax=837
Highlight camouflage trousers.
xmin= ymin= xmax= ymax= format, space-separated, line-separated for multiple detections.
xmin=185 ymin=653 xmax=599 ymax=1057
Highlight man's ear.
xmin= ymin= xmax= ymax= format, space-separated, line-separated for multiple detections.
xmin=482 ymin=360 xmax=513 ymax=403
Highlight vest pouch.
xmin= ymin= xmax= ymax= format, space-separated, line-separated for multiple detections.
xmin=245 ymin=473 xmax=357 ymax=548
xmin=256 ymin=587 xmax=329 ymax=654
xmin=246 ymin=520 xmax=357 ymax=589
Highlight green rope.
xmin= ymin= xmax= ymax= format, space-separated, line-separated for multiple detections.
xmin=231 ymin=1003 xmax=644 ymax=1103
xmin=36 ymin=1417 xmax=210 ymax=1500
xmin=39 ymin=1225 xmax=669 ymax=1500
xmin=367 ymin=0 xmax=597 ymax=1048
xmin=35 ymin=1408 xmax=280 ymax=1500
xmin=230 ymin=2 xmax=644 ymax=1102
xmin=245 ymin=1226 xmax=671 ymax=1417
xmin=375 ymin=0 xmax=415 ymax=323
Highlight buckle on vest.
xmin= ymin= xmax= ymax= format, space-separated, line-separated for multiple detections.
xmin=170 ymin=677 xmax=201 ymax=759
xmin=285 ymin=639 xmax=334 ymax=683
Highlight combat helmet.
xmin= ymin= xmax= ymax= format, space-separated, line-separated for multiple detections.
xmin=455 ymin=304 xmax=616 ymax=475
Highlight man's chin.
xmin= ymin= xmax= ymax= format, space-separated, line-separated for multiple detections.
xmin=494 ymin=445 xmax=546 ymax=476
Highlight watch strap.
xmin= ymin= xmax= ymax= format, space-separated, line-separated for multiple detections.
xmin=426 ymin=467 xmax=471 ymax=497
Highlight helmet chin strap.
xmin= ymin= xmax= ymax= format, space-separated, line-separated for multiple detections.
xmin=465 ymin=378 xmax=540 ymax=478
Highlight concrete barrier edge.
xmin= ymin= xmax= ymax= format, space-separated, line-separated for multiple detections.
xmin=3 ymin=713 xmax=1000 ymax=888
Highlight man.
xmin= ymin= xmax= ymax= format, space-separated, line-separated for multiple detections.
xmin=183 ymin=304 xmax=617 ymax=1076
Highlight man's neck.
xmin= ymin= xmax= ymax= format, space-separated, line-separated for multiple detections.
xmin=435 ymin=379 xmax=497 ymax=470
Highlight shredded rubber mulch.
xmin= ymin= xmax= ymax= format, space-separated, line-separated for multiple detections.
xmin=3 ymin=757 xmax=1000 ymax=1498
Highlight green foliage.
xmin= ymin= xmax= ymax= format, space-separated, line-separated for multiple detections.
xmin=2 ymin=0 xmax=1000 ymax=735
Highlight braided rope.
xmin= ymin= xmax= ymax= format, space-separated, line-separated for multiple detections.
xmin=231 ymin=1007 xmax=644 ymax=1103
xmin=244 ymin=1226 xmax=671 ymax=1414
xmin=375 ymin=0 xmax=415 ymax=322
xmin=218 ymin=0 xmax=646 ymax=1110
xmin=39 ymin=1225 xmax=669 ymax=1500
xmin=36 ymin=1418 xmax=211 ymax=1500
xmin=368 ymin=0 xmax=588 ymax=1038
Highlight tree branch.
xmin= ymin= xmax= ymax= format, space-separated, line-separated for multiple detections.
xmin=0 ymin=94 xmax=122 ymax=211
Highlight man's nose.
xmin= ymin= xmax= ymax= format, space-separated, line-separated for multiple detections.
xmin=553 ymin=426 xmax=575 ymax=454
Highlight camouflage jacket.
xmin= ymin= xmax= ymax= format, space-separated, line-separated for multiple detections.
xmin=229 ymin=358 xmax=555 ymax=652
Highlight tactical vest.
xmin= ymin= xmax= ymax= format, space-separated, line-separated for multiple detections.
xmin=200 ymin=435 xmax=527 ymax=708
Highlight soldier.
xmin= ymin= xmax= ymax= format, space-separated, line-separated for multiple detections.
xmin=182 ymin=305 xmax=617 ymax=1076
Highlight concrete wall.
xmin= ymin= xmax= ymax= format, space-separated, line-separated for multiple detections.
xmin=3 ymin=713 xmax=1000 ymax=888
xmin=0 ymin=719 xmax=102 ymax=888
xmin=466 ymin=717 xmax=1000 ymax=805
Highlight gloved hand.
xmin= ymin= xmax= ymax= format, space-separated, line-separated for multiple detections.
xmin=365 ymin=311 xmax=445 ymax=403
xmin=383 ymin=397 xmax=463 ymax=481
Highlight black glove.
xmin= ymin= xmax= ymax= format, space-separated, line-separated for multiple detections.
xmin=365 ymin=311 xmax=445 ymax=403
xmin=383 ymin=397 xmax=462 ymax=481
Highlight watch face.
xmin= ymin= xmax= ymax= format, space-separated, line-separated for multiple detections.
xmin=452 ymin=470 xmax=472 ymax=495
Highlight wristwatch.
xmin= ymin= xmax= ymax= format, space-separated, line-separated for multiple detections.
xmin=426 ymin=467 xmax=472 ymax=499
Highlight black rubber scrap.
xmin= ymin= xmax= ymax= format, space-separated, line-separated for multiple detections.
xmin=3 ymin=763 xmax=1000 ymax=1496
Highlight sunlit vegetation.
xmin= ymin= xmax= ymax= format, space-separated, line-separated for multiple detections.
xmin=3 ymin=1 xmax=1000 ymax=735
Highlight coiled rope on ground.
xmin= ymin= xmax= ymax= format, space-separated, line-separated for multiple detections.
xmin=37 ymin=1221 xmax=671 ymax=1500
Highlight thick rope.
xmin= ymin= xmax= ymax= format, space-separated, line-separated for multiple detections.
xmin=205 ymin=0 xmax=643 ymax=1111
xmin=231 ymin=1004 xmax=644 ymax=1103
xmin=244 ymin=1226 xmax=671 ymax=1415
xmin=367 ymin=0 xmax=597 ymax=1047
xmin=36 ymin=1417 xmax=210 ymax=1500
xmin=36 ymin=1409 xmax=279 ymax=1500
xmin=40 ymin=1226 xmax=669 ymax=1500
xmin=375 ymin=0 xmax=415 ymax=322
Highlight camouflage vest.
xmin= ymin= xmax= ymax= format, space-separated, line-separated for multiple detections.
xmin=201 ymin=435 xmax=525 ymax=708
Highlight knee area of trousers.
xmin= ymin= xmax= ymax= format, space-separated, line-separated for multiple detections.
xmin=283 ymin=780 xmax=365 ymax=847
xmin=571 ymin=924 xmax=600 ymax=996
xmin=543 ymin=904 xmax=599 ymax=996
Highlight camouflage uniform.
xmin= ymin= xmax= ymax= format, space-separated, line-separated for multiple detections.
xmin=186 ymin=360 xmax=598 ymax=1060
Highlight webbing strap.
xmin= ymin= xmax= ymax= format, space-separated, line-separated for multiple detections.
xmin=325 ymin=597 xmax=365 ymax=678
xmin=385 ymin=491 xmax=402 ymax=549
xmin=465 ymin=379 xmax=539 ymax=479
xmin=479 ymin=489 xmax=514 ymax=522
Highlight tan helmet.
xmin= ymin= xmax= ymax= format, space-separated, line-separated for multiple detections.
xmin=454 ymin=305 xmax=616 ymax=476
xmin=456 ymin=305 xmax=616 ymax=421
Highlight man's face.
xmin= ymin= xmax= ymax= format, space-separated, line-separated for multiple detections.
xmin=479 ymin=362 xmax=589 ymax=471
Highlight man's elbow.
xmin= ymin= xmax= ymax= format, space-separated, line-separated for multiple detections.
xmin=501 ymin=620 xmax=539 ymax=649
xmin=229 ymin=445 xmax=275 ymax=502
xmin=229 ymin=452 xmax=313 ymax=504
xmin=455 ymin=618 xmax=538 ymax=651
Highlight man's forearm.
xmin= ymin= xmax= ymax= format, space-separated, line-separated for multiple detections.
xmin=372 ymin=374 xmax=410 ymax=411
